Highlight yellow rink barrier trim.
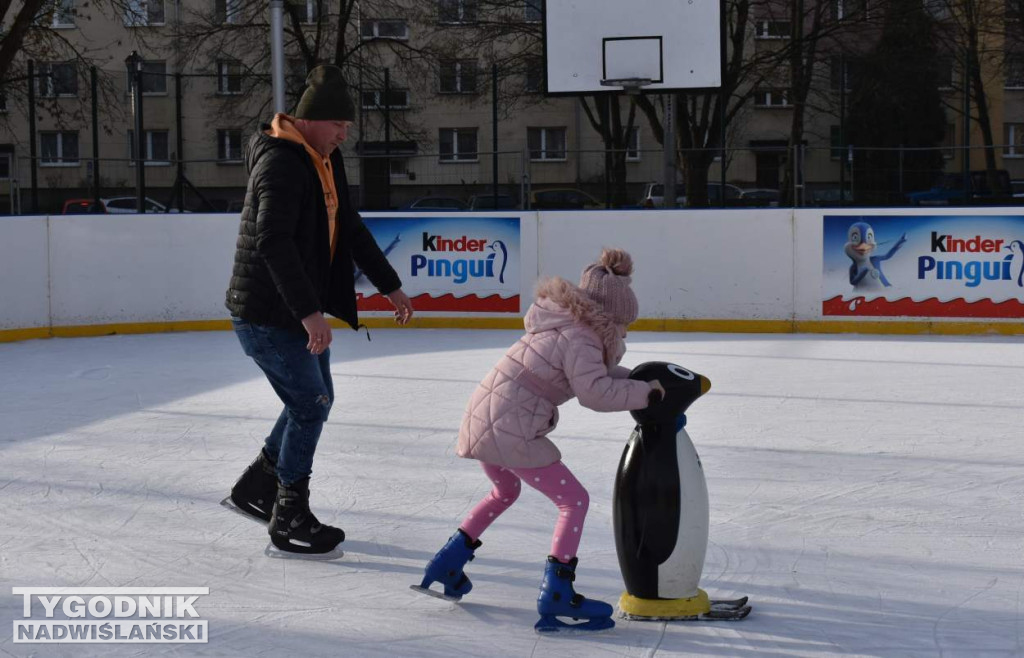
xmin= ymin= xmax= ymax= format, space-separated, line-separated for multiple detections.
xmin=3 ymin=317 xmax=1024 ymax=344
xmin=619 ymin=589 xmax=710 ymax=618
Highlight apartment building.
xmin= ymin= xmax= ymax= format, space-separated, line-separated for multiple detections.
xmin=0 ymin=0 xmax=1018 ymax=213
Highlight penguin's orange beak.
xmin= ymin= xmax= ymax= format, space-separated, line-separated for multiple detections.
xmin=699 ymin=375 xmax=711 ymax=395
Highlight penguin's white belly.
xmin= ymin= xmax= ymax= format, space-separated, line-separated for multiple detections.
xmin=657 ymin=428 xmax=709 ymax=598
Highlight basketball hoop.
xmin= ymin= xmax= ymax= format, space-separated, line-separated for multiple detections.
xmin=600 ymin=78 xmax=653 ymax=95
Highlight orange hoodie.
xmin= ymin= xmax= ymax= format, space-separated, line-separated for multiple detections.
xmin=266 ymin=113 xmax=340 ymax=260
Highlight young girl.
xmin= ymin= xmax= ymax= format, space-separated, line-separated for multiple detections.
xmin=413 ymin=248 xmax=664 ymax=632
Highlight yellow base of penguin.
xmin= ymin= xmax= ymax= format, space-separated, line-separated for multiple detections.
xmin=618 ymin=588 xmax=709 ymax=621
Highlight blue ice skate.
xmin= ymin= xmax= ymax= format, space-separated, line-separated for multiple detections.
xmin=535 ymin=556 xmax=615 ymax=633
xmin=410 ymin=529 xmax=481 ymax=602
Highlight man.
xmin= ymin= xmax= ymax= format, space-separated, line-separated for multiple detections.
xmin=225 ymin=64 xmax=413 ymax=557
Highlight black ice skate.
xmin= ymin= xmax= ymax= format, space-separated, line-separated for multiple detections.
xmin=265 ymin=478 xmax=345 ymax=560
xmin=221 ymin=449 xmax=278 ymax=524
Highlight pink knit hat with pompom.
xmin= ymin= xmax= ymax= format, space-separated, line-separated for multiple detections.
xmin=578 ymin=248 xmax=638 ymax=325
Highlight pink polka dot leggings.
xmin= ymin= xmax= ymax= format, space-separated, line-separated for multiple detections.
xmin=459 ymin=461 xmax=590 ymax=562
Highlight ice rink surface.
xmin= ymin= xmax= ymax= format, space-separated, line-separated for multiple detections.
xmin=1 ymin=328 xmax=1023 ymax=657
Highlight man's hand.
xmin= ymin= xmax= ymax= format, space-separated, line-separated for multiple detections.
xmin=386 ymin=289 xmax=414 ymax=325
xmin=301 ymin=311 xmax=332 ymax=354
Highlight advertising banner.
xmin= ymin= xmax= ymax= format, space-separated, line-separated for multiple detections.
xmin=822 ymin=214 xmax=1024 ymax=317
xmin=356 ymin=216 xmax=521 ymax=313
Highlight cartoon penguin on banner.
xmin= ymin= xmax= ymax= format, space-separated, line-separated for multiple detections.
xmin=613 ymin=362 xmax=751 ymax=621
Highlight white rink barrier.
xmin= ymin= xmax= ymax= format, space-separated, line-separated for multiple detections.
xmin=2 ymin=208 xmax=1023 ymax=342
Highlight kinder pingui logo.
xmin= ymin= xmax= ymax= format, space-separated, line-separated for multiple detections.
xmin=918 ymin=233 xmax=1024 ymax=288
xmin=412 ymin=232 xmax=509 ymax=284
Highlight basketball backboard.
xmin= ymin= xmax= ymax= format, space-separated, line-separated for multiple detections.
xmin=543 ymin=0 xmax=723 ymax=95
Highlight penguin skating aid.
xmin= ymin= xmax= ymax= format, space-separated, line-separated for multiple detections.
xmin=613 ymin=362 xmax=752 ymax=622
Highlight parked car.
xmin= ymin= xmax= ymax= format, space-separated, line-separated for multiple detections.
xmin=62 ymin=197 xmax=185 ymax=214
xmin=468 ymin=194 xmax=519 ymax=210
xmin=61 ymin=199 xmax=104 ymax=214
xmin=399 ymin=196 xmax=468 ymax=211
xmin=638 ymin=182 xmax=744 ymax=208
xmin=737 ymin=188 xmax=781 ymax=207
xmin=906 ymin=170 xmax=1012 ymax=206
xmin=807 ymin=187 xmax=855 ymax=206
xmin=529 ymin=188 xmax=602 ymax=210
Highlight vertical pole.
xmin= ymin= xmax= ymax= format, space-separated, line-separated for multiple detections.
xmin=269 ymin=0 xmax=286 ymax=114
xmin=663 ymin=94 xmax=676 ymax=208
xmin=719 ymin=88 xmax=726 ymax=208
xmin=492 ymin=63 xmax=499 ymax=209
xmin=898 ymin=144 xmax=904 ymax=195
xmin=383 ymin=67 xmax=391 ymax=209
xmin=28 ymin=60 xmax=38 ymax=213
xmin=962 ymin=49 xmax=970 ymax=199
xmin=133 ymin=62 xmax=147 ymax=212
xmin=838 ymin=55 xmax=846 ymax=205
xmin=604 ymin=94 xmax=612 ymax=208
xmin=91 ymin=66 xmax=100 ymax=210
xmin=175 ymin=72 xmax=185 ymax=211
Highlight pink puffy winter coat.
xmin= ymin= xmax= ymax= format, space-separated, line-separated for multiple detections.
xmin=456 ymin=277 xmax=654 ymax=468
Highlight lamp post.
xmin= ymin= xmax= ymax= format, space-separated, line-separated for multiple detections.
xmin=126 ymin=51 xmax=146 ymax=212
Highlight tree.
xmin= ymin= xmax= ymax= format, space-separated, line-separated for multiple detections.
xmin=634 ymin=0 xmax=785 ymax=207
xmin=929 ymin=0 xmax=1008 ymax=193
xmin=846 ymin=0 xmax=947 ymax=203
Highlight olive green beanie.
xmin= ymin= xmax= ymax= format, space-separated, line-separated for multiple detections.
xmin=293 ymin=65 xmax=356 ymax=121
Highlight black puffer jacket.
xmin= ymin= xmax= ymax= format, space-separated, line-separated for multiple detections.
xmin=225 ymin=126 xmax=401 ymax=332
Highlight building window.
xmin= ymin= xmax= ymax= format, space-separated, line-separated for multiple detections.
xmin=37 ymin=62 xmax=78 ymax=98
xmin=360 ymin=19 xmax=409 ymax=39
xmin=1005 ymin=123 xmax=1024 ymax=158
xmin=829 ymin=56 xmax=855 ymax=91
xmin=626 ymin=127 xmax=640 ymax=161
xmin=1006 ymin=54 xmax=1024 ymax=89
xmin=528 ymin=127 xmax=567 ymax=161
xmin=0 ymin=153 xmax=10 ymax=179
xmin=214 ymin=0 xmax=243 ymax=24
xmin=936 ymin=57 xmax=955 ymax=90
xmin=301 ymin=0 xmax=321 ymax=24
xmin=439 ymin=128 xmax=478 ymax=161
xmin=832 ymin=0 xmax=868 ymax=20
xmin=525 ymin=57 xmax=543 ymax=93
xmin=128 ymin=129 xmax=170 ymax=165
xmin=217 ymin=60 xmax=244 ymax=95
xmin=754 ymin=88 xmax=790 ymax=107
xmin=48 ymin=0 xmax=76 ymax=27
xmin=438 ymin=0 xmax=477 ymax=24
xmin=124 ymin=0 xmax=166 ymax=26
xmin=0 ymin=91 xmax=6 ymax=113
xmin=286 ymin=58 xmax=308 ymax=90
xmin=126 ymin=60 xmax=168 ymax=95
xmin=217 ymin=129 xmax=243 ymax=162
xmin=830 ymin=125 xmax=845 ymax=160
xmin=923 ymin=0 xmax=950 ymax=20
xmin=524 ymin=0 xmax=542 ymax=22
xmin=360 ymin=89 xmax=410 ymax=110
xmin=440 ymin=60 xmax=477 ymax=94
xmin=40 ymin=131 xmax=79 ymax=166
xmin=390 ymin=158 xmax=409 ymax=178
xmin=942 ymin=123 xmax=956 ymax=159
xmin=755 ymin=20 xmax=790 ymax=38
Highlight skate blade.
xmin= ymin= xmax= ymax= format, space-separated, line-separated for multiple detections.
xmin=621 ymin=605 xmax=752 ymax=622
xmin=263 ymin=542 xmax=345 ymax=561
xmin=220 ymin=496 xmax=270 ymax=526
xmin=409 ymin=585 xmax=462 ymax=602
xmin=534 ymin=615 xmax=615 ymax=634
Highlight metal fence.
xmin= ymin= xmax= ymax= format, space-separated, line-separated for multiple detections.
xmin=7 ymin=144 xmax=1022 ymax=215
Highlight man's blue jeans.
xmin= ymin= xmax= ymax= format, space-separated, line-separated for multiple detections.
xmin=231 ymin=317 xmax=334 ymax=486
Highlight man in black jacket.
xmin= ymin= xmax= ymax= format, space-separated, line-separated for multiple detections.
xmin=225 ymin=65 xmax=413 ymax=557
